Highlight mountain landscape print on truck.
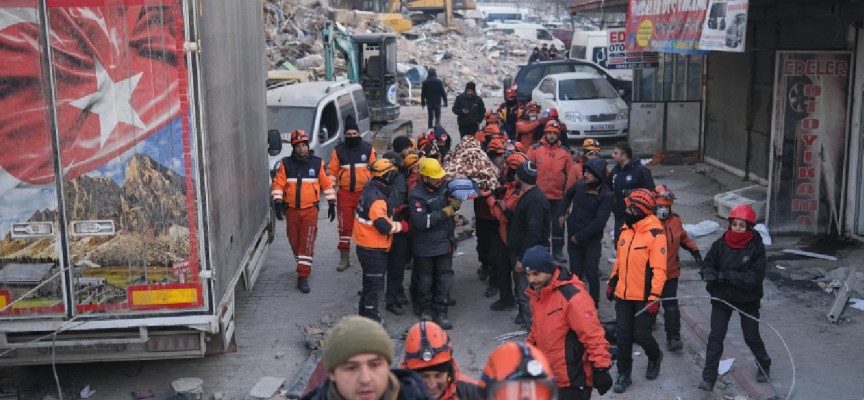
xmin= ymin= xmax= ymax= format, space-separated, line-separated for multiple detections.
xmin=0 ymin=1 xmax=203 ymax=315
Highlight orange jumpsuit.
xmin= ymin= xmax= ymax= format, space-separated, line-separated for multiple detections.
xmin=328 ymin=142 xmax=377 ymax=249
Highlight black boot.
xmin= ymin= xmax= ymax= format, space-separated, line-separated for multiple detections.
xmin=613 ymin=373 xmax=631 ymax=393
xmin=756 ymin=360 xmax=771 ymax=383
xmin=477 ymin=268 xmax=488 ymax=281
xmin=484 ymin=284 xmax=499 ymax=298
xmin=297 ymin=278 xmax=310 ymax=293
xmin=645 ymin=351 xmax=663 ymax=380
xmin=667 ymin=332 xmax=682 ymax=351
xmin=490 ymin=299 xmax=517 ymax=311
xmin=435 ymin=313 xmax=453 ymax=330
xmin=395 ymin=292 xmax=410 ymax=307
xmin=697 ymin=380 xmax=715 ymax=391
xmin=385 ymin=303 xmax=405 ymax=316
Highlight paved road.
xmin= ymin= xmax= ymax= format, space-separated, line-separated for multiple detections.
xmin=1 ymin=104 xmax=757 ymax=400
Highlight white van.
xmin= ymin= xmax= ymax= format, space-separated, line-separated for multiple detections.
xmin=266 ymin=80 xmax=371 ymax=172
xmin=569 ymin=30 xmax=633 ymax=81
xmin=487 ymin=22 xmax=565 ymax=50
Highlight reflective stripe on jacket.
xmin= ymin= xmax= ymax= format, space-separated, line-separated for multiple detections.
xmin=610 ymin=215 xmax=667 ymax=301
xmin=354 ymin=180 xmax=404 ymax=250
xmin=271 ymin=155 xmax=335 ymax=209
xmin=526 ymin=267 xmax=612 ymax=388
xmin=328 ymin=142 xmax=376 ymax=192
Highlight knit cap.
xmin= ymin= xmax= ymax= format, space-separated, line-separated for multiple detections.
xmin=516 ymin=161 xmax=538 ymax=185
xmin=324 ymin=316 xmax=394 ymax=372
xmin=522 ymin=245 xmax=555 ymax=274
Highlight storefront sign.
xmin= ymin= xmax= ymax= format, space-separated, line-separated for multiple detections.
xmin=768 ymin=51 xmax=852 ymax=234
xmin=605 ymin=28 xmax=660 ymax=70
xmin=625 ymin=0 xmax=749 ymax=54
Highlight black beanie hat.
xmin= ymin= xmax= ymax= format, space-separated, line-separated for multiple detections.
xmin=345 ymin=115 xmax=359 ymax=133
xmin=392 ymin=136 xmax=413 ymax=153
xmin=465 ymin=81 xmax=476 ymax=92
xmin=516 ymin=161 xmax=537 ymax=185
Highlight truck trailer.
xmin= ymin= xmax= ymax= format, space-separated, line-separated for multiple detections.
xmin=0 ymin=0 xmax=271 ymax=364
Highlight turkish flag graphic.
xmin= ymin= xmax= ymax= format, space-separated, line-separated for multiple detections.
xmin=0 ymin=2 xmax=183 ymax=185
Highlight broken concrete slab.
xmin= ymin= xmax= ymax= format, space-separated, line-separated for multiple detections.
xmin=249 ymin=377 xmax=286 ymax=400
xmin=827 ymin=267 xmax=858 ymax=323
xmin=171 ymin=378 xmax=203 ymax=399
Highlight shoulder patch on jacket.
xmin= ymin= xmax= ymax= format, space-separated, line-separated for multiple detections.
xmin=557 ymin=284 xmax=580 ymax=301
xmin=650 ymin=228 xmax=663 ymax=237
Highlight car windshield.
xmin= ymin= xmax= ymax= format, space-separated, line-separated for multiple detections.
xmin=558 ymin=78 xmax=618 ymax=100
xmin=268 ymin=106 xmax=315 ymax=142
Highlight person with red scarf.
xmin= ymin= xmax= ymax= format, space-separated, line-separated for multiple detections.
xmin=698 ymin=204 xmax=771 ymax=391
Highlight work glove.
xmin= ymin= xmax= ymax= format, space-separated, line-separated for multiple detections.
xmin=442 ymin=206 xmax=455 ymax=217
xmin=395 ymin=204 xmax=408 ymax=220
xmin=691 ymin=250 xmax=703 ymax=265
xmin=449 ymin=198 xmax=462 ymax=211
xmin=606 ymin=276 xmax=618 ymax=302
xmin=699 ymin=267 xmax=717 ymax=282
xmin=399 ymin=221 xmax=410 ymax=234
xmin=273 ymin=200 xmax=285 ymax=221
xmin=646 ymin=300 xmax=660 ymax=314
xmin=592 ymin=368 xmax=613 ymax=395
xmin=328 ymin=201 xmax=336 ymax=222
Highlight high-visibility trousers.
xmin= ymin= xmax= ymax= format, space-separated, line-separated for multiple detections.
xmin=336 ymin=189 xmax=361 ymax=250
xmin=286 ymin=206 xmax=319 ymax=279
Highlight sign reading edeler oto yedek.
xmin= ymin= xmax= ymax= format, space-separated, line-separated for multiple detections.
xmin=768 ymin=52 xmax=852 ymax=234
xmin=625 ymin=0 xmax=749 ymax=54
xmin=605 ymin=28 xmax=660 ymax=70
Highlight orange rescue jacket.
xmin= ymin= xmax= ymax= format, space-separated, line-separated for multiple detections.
xmin=610 ymin=215 xmax=668 ymax=301
xmin=271 ymin=155 xmax=335 ymax=209
xmin=327 ymin=142 xmax=377 ymax=192
xmin=353 ymin=180 xmax=404 ymax=250
xmin=516 ymin=118 xmax=542 ymax=149
xmin=527 ymin=139 xmax=573 ymax=200
xmin=660 ymin=214 xmax=698 ymax=279
xmin=526 ymin=267 xmax=612 ymax=388
xmin=487 ymin=181 xmax=523 ymax=244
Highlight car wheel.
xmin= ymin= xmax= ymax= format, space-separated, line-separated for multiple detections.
xmin=719 ymin=19 xmax=726 ymax=30
xmin=786 ymin=76 xmax=814 ymax=121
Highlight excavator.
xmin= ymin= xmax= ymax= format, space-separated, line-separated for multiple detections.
xmin=404 ymin=0 xmax=476 ymax=27
xmin=322 ymin=21 xmax=412 ymax=140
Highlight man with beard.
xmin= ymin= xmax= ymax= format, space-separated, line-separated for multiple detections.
xmin=497 ymin=88 xmax=521 ymax=138
xmin=527 ymin=121 xmax=573 ymax=264
xmin=409 ymin=158 xmax=458 ymax=329
xmin=523 ymin=245 xmax=614 ymax=399
xmin=271 ymin=130 xmax=336 ymax=293
xmin=452 ymin=82 xmax=486 ymax=139
xmin=609 ymin=141 xmax=654 ymax=243
xmin=329 ymin=116 xmax=377 ymax=272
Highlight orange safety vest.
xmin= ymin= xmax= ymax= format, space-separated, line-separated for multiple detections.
xmin=271 ymin=155 xmax=335 ymax=208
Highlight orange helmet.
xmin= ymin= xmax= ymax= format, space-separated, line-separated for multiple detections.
xmin=655 ymin=185 xmax=675 ymax=206
xmin=290 ymin=130 xmax=310 ymax=145
xmin=404 ymin=321 xmax=452 ymax=370
xmin=582 ymin=139 xmax=601 ymax=152
xmin=525 ymin=101 xmax=541 ymax=112
xmin=505 ymin=152 xmax=529 ymax=171
xmin=485 ymin=124 xmax=501 ymax=134
xmin=487 ymin=139 xmax=506 ymax=155
xmin=625 ymin=188 xmax=656 ymax=215
xmin=403 ymin=153 xmax=422 ymax=170
xmin=513 ymin=142 xmax=526 ymax=153
xmin=544 ymin=120 xmax=560 ymax=133
xmin=479 ymin=342 xmax=556 ymax=400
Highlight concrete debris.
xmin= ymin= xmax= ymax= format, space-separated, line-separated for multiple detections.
xmin=212 ymin=392 xmax=224 ymax=400
xmin=250 ymin=377 xmax=286 ymax=400
xmin=275 ymin=351 xmax=286 ymax=359
xmin=171 ymin=378 xmax=203 ymax=399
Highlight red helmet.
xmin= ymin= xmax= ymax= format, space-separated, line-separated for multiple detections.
xmin=505 ymin=152 xmax=529 ymax=172
xmin=625 ymin=188 xmax=656 ymax=215
xmin=654 ymin=185 xmax=675 ymax=206
xmin=728 ymin=204 xmax=757 ymax=225
xmin=290 ymin=130 xmax=310 ymax=145
xmin=404 ymin=321 xmax=452 ymax=370
xmin=479 ymin=342 xmax=556 ymax=400
xmin=546 ymin=108 xmax=559 ymax=119
xmin=525 ymin=101 xmax=541 ymax=112
xmin=505 ymin=88 xmax=516 ymax=99
xmin=544 ymin=120 xmax=561 ymax=133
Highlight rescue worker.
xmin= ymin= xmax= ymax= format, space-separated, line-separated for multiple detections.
xmin=522 ymin=245 xmax=614 ymax=399
xmin=422 ymin=67 xmax=448 ymax=129
xmin=605 ymin=188 xmax=667 ymax=393
xmin=354 ymin=159 xmax=409 ymax=322
xmin=301 ymin=316 xmax=428 ymax=400
xmin=484 ymin=110 xmax=502 ymax=130
xmin=409 ymin=158 xmax=458 ymax=329
xmin=435 ymin=130 xmax=452 ymax=160
xmin=515 ymin=102 xmax=546 ymax=149
xmin=383 ymin=152 xmax=411 ymax=315
xmin=654 ymin=185 xmax=701 ymax=350
xmin=698 ymin=205 xmax=771 ymax=391
xmin=567 ymin=139 xmax=607 ymax=191
xmin=393 ymin=135 xmax=415 ymax=158
xmin=505 ymin=161 xmax=551 ymax=330
xmin=497 ymin=88 xmax=521 ymax=138
xmin=527 ymin=120 xmax=573 ymax=264
xmin=544 ymin=108 xmax=569 ymax=148
xmin=487 ymin=152 xmax=528 ymax=313
xmin=329 ymin=115 xmax=378 ymax=272
xmin=452 ymin=82 xmax=486 ymax=138
xmin=557 ymin=158 xmax=612 ymax=307
xmin=609 ymin=141 xmax=655 ymax=243
xmin=271 ymin=130 xmax=336 ymax=294
xmin=476 ymin=124 xmax=503 ymax=151
xmin=401 ymin=321 xmax=481 ymax=400
xmin=474 ymin=139 xmax=506 ymax=297
xmin=478 ymin=341 xmax=556 ymax=400
xmin=404 ymin=153 xmax=423 ymax=193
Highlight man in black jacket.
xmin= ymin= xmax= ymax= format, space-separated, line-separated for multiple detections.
xmin=609 ymin=141 xmax=655 ymax=243
xmin=382 ymin=152 xmax=411 ymax=316
xmin=421 ymin=68 xmax=447 ymax=129
xmin=451 ymin=82 xmax=485 ymax=138
xmin=409 ymin=158 xmax=458 ymax=329
xmin=557 ymin=158 xmax=612 ymax=307
xmin=506 ymin=161 xmax=551 ymax=330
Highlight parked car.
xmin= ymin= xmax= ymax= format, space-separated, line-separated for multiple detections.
xmin=508 ymin=59 xmax=632 ymax=104
xmin=531 ymin=72 xmax=629 ymax=142
xmin=266 ymin=80 xmax=371 ymax=173
xmin=551 ymin=28 xmax=574 ymax=52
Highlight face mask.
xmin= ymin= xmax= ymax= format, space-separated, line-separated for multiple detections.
xmin=345 ymin=136 xmax=361 ymax=147
xmin=624 ymin=208 xmax=647 ymax=227
xmin=505 ymin=169 xmax=516 ymax=182
xmin=656 ymin=206 xmax=671 ymax=220
xmin=506 ymin=99 xmax=517 ymax=107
